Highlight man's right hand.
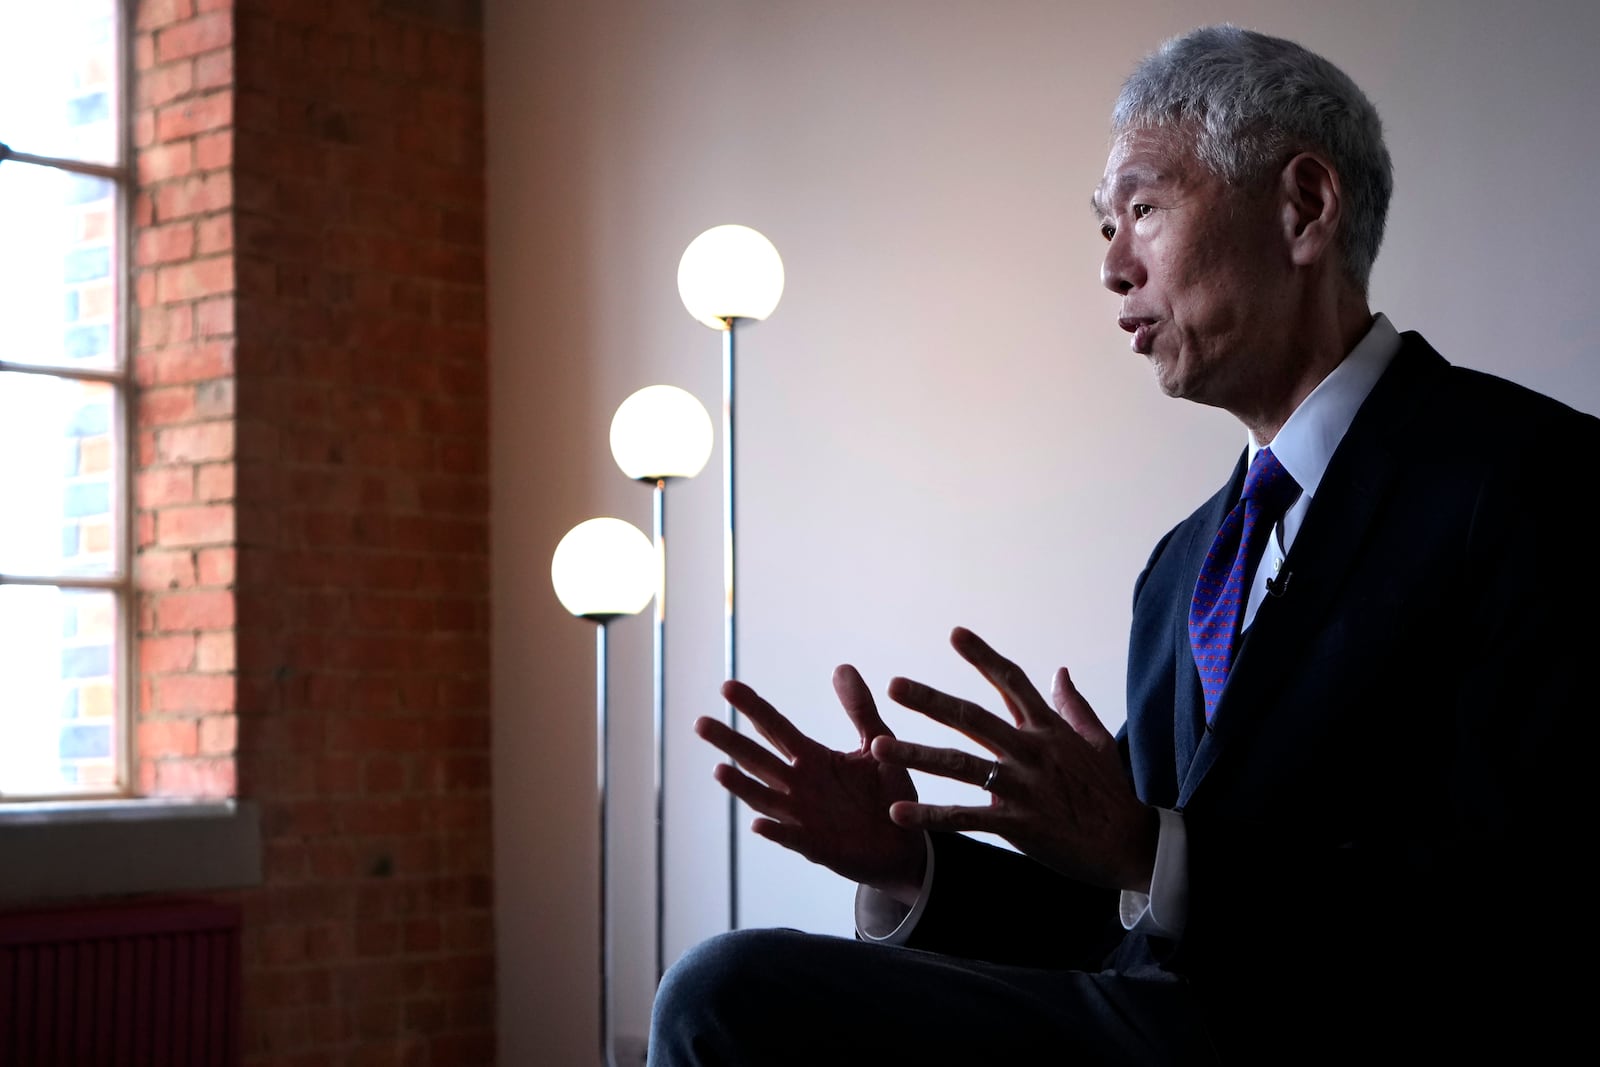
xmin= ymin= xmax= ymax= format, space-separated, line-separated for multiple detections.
xmin=696 ymin=665 xmax=928 ymax=903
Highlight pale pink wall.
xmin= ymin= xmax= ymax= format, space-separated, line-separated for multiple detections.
xmin=486 ymin=1 xmax=1600 ymax=1060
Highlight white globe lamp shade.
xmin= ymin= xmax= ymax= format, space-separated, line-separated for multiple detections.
xmin=609 ymin=385 xmax=714 ymax=482
xmin=677 ymin=224 xmax=785 ymax=330
xmin=550 ymin=518 xmax=655 ymax=618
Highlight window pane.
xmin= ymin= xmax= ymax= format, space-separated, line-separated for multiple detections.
xmin=0 ymin=0 xmax=120 ymax=165
xmin=0 ymin=163 xmax=119 ymax=372
xmin=0 ymin=373 xmax=120 ymax=578
xmin=0 ymin=585 xmax=121 ymax=796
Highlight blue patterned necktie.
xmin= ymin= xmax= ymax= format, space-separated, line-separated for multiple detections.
xmin=1189 ymin=448 xmax=1300 ymax=724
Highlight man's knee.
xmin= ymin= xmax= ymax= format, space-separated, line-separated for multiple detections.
xmin=650 ymin=928 xmax=834 ymax=1062
xmin=656 ymin=929 xmax=801 ymax=1019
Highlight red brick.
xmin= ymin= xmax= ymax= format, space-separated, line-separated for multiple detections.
xmin=136 ymin=221 xmax=197 ymax=266
xmin=140 ymin=634 xmax=197 ymax=673
xmin=196 ymin=462 xmax=235 ymax=501
xmin=136 ymin=342 xmax=234 ymax=386
xmin=158 ymin=504 xmax=234 ymax=546
xmin=154 ymin=589 xmax=235 ymax=631
xmin=158 ymin=421 xmax=232 ymax=462
xmin=196 ymin=632 xmax=234 ymax=671
xmin=198 ymin=214 xmax=232 ymax=255
xmin=199 ymin=713 xmax=236 ymax=754
xmin=326 ymin=717 xmax=423 ymax=753
xmin=137 ymin=465 xmax=194 ymax=507
xmin=154 ymin=171 xmax=232 ymax=220
xmin=354 ymin=920 xmax=401 ymax=958
xmin=197 ymin=547 xmax=235 ymax=585
xmin=137 ymin=141 xmax=193 ymax=183
xmin=156 ymin=13 xmax=232 ymax=64
xmin=136 ymin=0 xmax=195 ymax=30
xmin=155 ymin=89 xmax=232 ymax=141
xmin=156 ymin=256 xmax=234 ymax=302
xmin=139 ymin=61 xmax=194 ymax=108
xmin=139 ymin=719 xmax=198 ymax=757
xmin=194 ymin=49 xmax=233 ymax=91
xmin=362 ymin=757 xmax=407 ymax=794
xmin=151 ymin=757 xmax=234 ymax=797
xmin=138 ymin=386 xmax=196 ymax=428
xmin=137 ymin=303 xmax=195 ymax=350
xmin=195 ymin=379 xmax=234 ymax=418
xmin=135 ymin=550 xmax=197 ymax=591
xmin=313 ymin=755 xmax=361 ymax=795
xmin=155 ymin=673 xmax=233 ymax=713
xmin=195 ymin=129 xmax=232 ymax=171
xmin=196 ymin=295 xmax=234 ymax=337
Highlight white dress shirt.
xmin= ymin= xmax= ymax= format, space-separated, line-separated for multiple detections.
xmin=860 ymin=314 xmax=1402 ymax=945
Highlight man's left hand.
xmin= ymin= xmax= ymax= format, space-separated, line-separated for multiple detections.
xmin=872 ymin=626 xmax=1158 ymax=893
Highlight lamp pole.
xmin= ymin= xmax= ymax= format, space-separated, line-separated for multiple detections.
xmin=720 ymin=317 xmax=739 ymax=932
xmin=591 ymin=616 xmax=619 ymax=1067
xmin=550 ymin=517 xmax=655 ymax=1067
xmin=610 ymin=384 xmax=713 ymax=979
xmin=677 ymin=224 xmax=784 ymax=935
xmin=650 ymin=478 xmax=668 ymax=982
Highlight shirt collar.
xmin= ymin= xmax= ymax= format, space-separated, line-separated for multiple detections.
xmin=1247 ymin=313 xmax=1401 ymax=499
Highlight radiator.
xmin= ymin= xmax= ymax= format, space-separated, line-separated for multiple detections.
xmin=0 ymin=898 xmax=241 ymax=1067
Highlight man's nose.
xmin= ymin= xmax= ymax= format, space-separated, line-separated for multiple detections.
xmin=1101 ymin=232 xmax=1143 ymax=295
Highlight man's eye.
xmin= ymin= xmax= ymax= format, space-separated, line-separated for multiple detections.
xmin=1133 ymin=203 xmax=1155 ymax=219
xmin=1100 ymin=223 xmax=1116 ymax=241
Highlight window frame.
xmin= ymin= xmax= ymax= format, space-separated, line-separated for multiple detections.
xmin=0 ymin=0 xmax=136 ymax=802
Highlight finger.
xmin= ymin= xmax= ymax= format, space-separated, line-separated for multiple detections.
xmin=1051 ymin=667 xmax=1114 ymax=748
xmin=884 ymin=675 xmax=1016 ymax=754
xmin=833 ymin=664 xmax=894 ymax=748
xmin=871 ymin=736 xmax=996 ymax=787
xmin=721 ymin=679 xmax=819 ymax=762
xmin=751 ymin=818 xmax=837 ymax=869
xmin=712 ymin=762 xmax=796 ymax=823
xmin=950 ymin=626 xmax=1055 ymax=729
xmin=888 ymin=799 xmax=998 ymax=835
xmin=695 ymin=715 xmax=792 ymax=786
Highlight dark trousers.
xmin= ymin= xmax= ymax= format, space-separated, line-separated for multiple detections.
xmin=648 ymin=928 xmax=1214 ymax=1065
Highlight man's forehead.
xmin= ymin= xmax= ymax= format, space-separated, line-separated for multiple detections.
xmin=1091 ymin=128 xmax=1196 ymax=216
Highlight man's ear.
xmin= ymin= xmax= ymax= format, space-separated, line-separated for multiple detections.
xmin=1278 ymin=152 xmax=1342 ymax=268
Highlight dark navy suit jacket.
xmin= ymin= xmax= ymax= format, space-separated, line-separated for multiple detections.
xmin=903 ymin=333 xmax=1598 ymax=1059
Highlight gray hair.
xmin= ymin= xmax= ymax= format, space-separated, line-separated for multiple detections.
xmin=1112 ymin=25 xmax=1393 ymax=292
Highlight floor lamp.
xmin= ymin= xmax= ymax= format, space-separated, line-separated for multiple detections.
xmin=609 ymin=385 xmax=714 ymax=982
xmin=676 ymin=224 xmax=785 ymax=931
xmin=551 ymin=518 xmax=656 ymax=1067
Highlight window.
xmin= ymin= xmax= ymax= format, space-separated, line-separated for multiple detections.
xmin=1 ymin=0 xmax=131 ymax=799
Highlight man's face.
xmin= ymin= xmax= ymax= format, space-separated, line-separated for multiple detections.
xmin=1094 ymin=127 xmax=1291 ymax=412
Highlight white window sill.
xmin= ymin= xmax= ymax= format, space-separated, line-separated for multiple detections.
xmin=0 ymin=798 xmax=261 ymax=903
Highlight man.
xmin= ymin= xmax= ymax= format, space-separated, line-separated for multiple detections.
xmin=650 ymin=25 xmax=1596 ymax=1064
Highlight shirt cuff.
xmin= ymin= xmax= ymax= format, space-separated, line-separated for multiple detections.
xmin=1119 ymin=806 xmax=1188 ymax=938
xmin=854 ymin=832 xmax=936 ymax=944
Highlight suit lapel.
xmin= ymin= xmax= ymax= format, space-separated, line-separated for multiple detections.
xmin=1176 ymin=337 xmax=1443 ymax=807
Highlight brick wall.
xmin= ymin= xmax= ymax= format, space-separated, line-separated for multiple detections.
xmin=131 ymin=0 xmax=494 ymax=1061
xmin=133 ymin=0 xmax=239 ymax=800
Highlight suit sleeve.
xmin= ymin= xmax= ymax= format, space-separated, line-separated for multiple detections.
xmin=900 ymin=832 xmax=1124 ymax=970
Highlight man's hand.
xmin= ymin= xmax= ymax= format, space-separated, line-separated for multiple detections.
xmin=697 ymin=665 xmax=928 ymax=902
xmin=871 ymin=627 xmax=1158 ymax=893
